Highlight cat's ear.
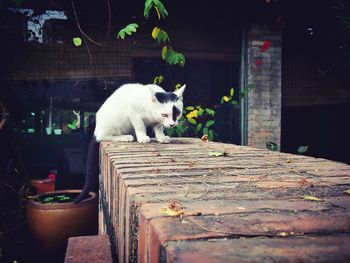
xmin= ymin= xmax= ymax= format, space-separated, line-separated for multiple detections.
xmin=149 ymin=88 xmax=158 ymax=103
xmin=174 ymin=84 xmax=186 ymax=101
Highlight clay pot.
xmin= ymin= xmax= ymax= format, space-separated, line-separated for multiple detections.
xmin=29 ymin=178 xmax=55 ymax=194
xmin=26 ymin=190 xmax=98 ymax=260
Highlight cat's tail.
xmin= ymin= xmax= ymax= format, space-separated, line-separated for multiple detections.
xmin=74 ymin=135 xmax=100 ymax=203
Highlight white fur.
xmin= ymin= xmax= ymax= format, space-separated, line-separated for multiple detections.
xmin=94 ymin=83 xmax=185 ymax=143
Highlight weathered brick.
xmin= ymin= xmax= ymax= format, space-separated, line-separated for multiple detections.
xmin=64 ymin=235 xmax=112 ymax=263
xmin=98 ymin=139 xmax=350 ymax=263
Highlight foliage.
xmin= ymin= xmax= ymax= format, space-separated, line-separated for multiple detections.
xmin=116 ymin=0 xmax=185 ymax=67
xmin=117 ymin=23 xmax=139 ymax=39
xmin=144 ymin=0 xmax=168 ymax=20
xmin=152 ymin=27 xmax=170 ymax=43
xmin=161 ymin=46 xmax=186 ymax=66
xmin=297 ymin=145 xmax=309 ymax=154
xmin=266 ymin=142 xmax=278 ymax=151
xmin=165 ymin=84 xmax=217 ymax=141
xmin=153 ymin=75 xmax=164 ymax=85
xmin=42 ymin=194 xmax=71 ymax=204
xmin=72 ymin=37 xmax=82 ymax=46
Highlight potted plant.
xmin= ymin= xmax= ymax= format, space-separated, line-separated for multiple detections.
xmin=26 ymin=190 xmax=98 ymax=261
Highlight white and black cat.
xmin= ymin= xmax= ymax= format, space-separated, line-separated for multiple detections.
xmin=74 ymin=83 xmax=186 ymax=203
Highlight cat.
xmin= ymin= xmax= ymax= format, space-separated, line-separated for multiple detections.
xmin=74 ymin=83 xmax=186 ymax=203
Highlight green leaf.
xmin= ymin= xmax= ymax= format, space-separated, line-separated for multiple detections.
xmin=208 ymin=129 xmax=214 ymax=141
xmin=205 ymin=120 xmax=215 ymax=128
xmin=153 ymin=75 xmax=164 ymax=84
xmin=197 ymin=109 xmax=204 ymax=117
xmin=175 ymin=83 xmax=182 ymax=90
xmin=208 ymin=151 xmax=226 ymax=157
xmin=240 ymin=83 xmax=256 ymax=99
xmin=73 ymin=37 xmax=82 ymax=46
xmin=266 ymin=142 xmax=278 ymax=151
xmin=196 ymin=123 xmax=202 ymax=133
xmin=203 ymin=127 xmax=209 ymax=135
xmin=166 ymin=128 xmax=175 ymax=137
xmin=231 ymin=100 xmax=238 ymax=105
xmin=117 ymin=31 xmax=125 ymax=39
xmin=154 ymin=0 xmax=168 ymax=19
xmin=185 ymin=106 xmax=195 ymax=111
xmin=117 ymin=23 xmax=138 ymax=39
xmin=67 ymin=123 xmax=77 ymax=130
xmin=156 ymin=29 xmax=170 ymax=43
xmin=205 ymin=108 xmax=215 ymax=116
xmin=163 ymin=47 xmax=186 ymax=67
xmin=144 ymin=0 xmax=153 ymax=19
xmin=187 ymin=118 xmax=197 ymax=125
xmin=176 ymin=124 xmax=185 ymax=134
xmin=230 ymin=88 xmax=234 ymax=96
xmin=297 ymin=145 xmax=308 ymax=154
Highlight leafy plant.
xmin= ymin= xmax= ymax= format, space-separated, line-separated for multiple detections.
xmin=266 ymin=142 xmax=278 ymax=151
xmin=152 ymin=27 xmax=170 ymax=43
xmin=162 ymin=46 xmax=186 ymax=66
xmin=166 ymin=102 xmax=217 ymax=141
xmin=220 ymin=84 xmax=256 ymax=106
xmin=117 ymin=23 xmax=139 ymax=39
xmin=41 ymin=194 xmax=72 ymax=204
xmin=144 ymin=0 xmax=168 ymax=19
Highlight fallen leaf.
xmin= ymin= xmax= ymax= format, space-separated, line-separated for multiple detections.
xmin=303 ymin=195 xmax=322 ymax=202
xmin=208 ymin=151 xmax=226 ymax=157
xmin=201 ymin=134 xmax=208 ymax=142
xmin=276 ymin=232 xmax=289 ymax=237
xmin=255 ymin=60 xmax=261 ymax=67
xmin=344 ymin=189 xmax=350 ymax=195
xmin=299 ymin=178 xmax=313 ymax=189
xmin=187 ymin=161 xmax=195 ymax=167
xmin=160 ymin=202 xmax=184 ymax=216
xmin=286 ymin=159 xmax=291 ymax=163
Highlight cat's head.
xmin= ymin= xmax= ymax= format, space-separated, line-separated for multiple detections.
xmin=151 ymin=84 xmax=186 ymax=128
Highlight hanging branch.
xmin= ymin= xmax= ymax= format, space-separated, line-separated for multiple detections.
xmin=71 ymin=0 xmax=104 ymax=46
xmin=103 ymin=0 xmax=112 ymax=45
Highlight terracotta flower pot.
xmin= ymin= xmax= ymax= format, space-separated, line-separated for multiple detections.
xmin=29 ymin=178 xmax=55 ymax=194
xmin=26 ymin=190 xmax=98 ymax=260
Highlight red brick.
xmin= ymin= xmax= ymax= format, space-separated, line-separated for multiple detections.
xmin=64 ymin=235 xmax=112 ymax=263
xmin=165 ymin=234 xmax=350 ymax=263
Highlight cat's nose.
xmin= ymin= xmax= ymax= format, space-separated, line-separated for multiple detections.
xmin=169 ymin=124 xmax=175 ymax=128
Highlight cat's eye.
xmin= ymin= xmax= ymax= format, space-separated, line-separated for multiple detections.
xmin=161 ymin=114 xmax=168 ymax=118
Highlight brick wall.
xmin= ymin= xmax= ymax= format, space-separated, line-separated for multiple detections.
xmin=245 ymin=25 xmax=282 ymax=150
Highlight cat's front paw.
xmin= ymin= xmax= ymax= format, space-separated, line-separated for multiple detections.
xmin=157 ymin=136 xmax=171 ymax=144
xmin=137 ymin=135 xmax=151 ymax=143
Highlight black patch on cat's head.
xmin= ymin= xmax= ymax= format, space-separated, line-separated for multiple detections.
xmin=172 ymin=105 xmax=181 ymax=121
xmin=155 ymin=92 xmax=178 ymax=104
